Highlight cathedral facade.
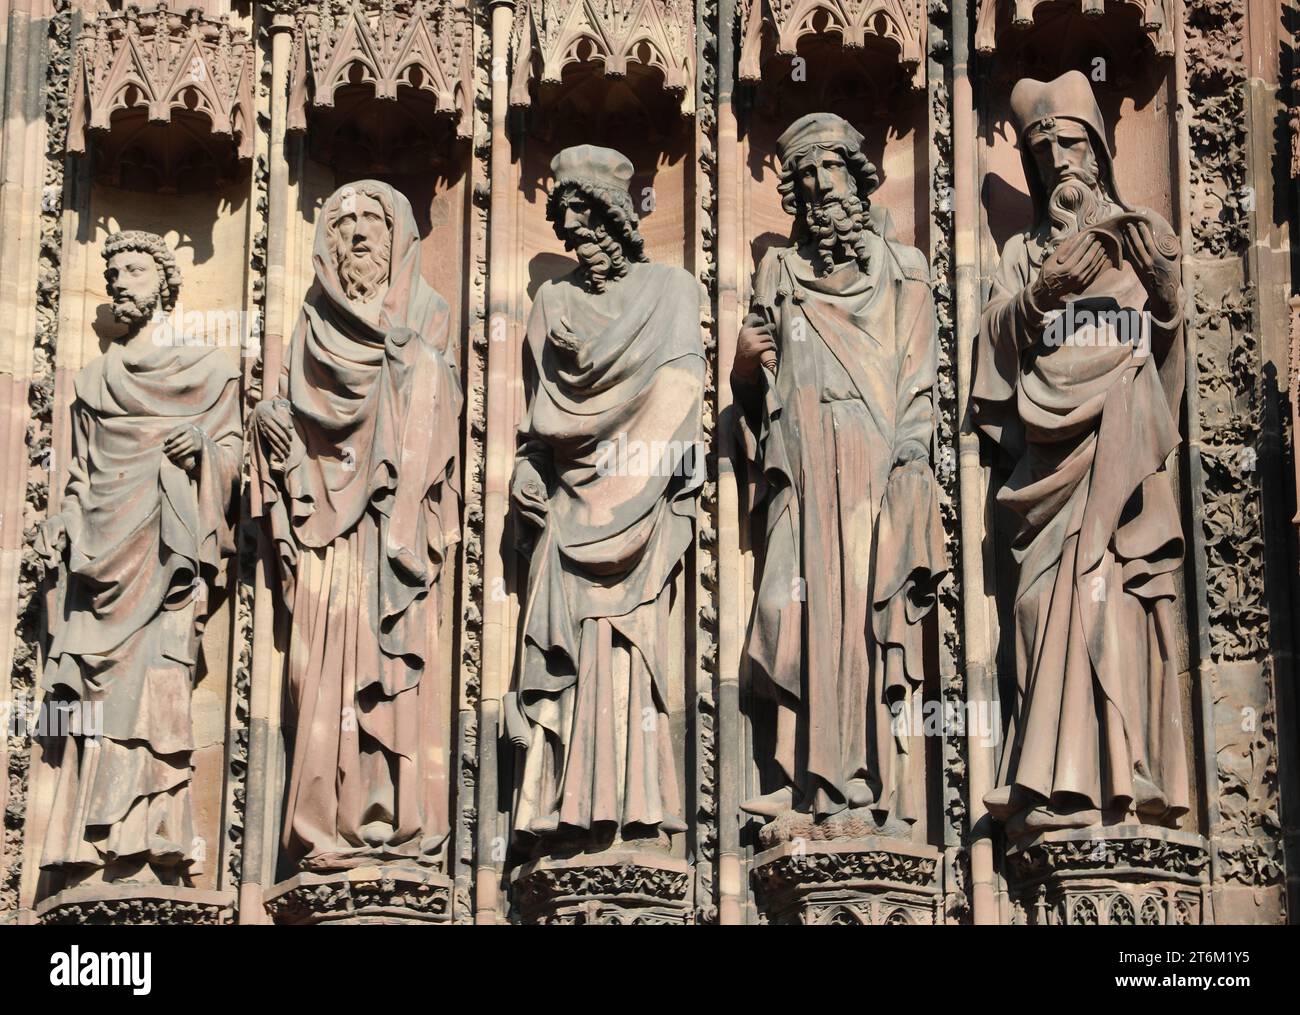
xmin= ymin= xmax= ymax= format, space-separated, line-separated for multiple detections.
xmin=0 ymin=0 xmax=1296 ymax=926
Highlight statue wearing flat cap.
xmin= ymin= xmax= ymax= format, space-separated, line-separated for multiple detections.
xmin=505 ymin=145 xmax=706 ymax=852
xmin=973 ymin=72 xmax=1190 ymax=837
xmin=732 ymin=113 xmax=945 ymax=838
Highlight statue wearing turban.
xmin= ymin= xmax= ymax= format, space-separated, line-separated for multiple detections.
xmin=732 ymin=113 xmax=946 ymax=838
xmin=973 ymin=72 xmax=1190 ymax=837
xmin=252 ymin=181 xmax=462 ymax=870
xmin=505 ymin=145 xmax=705 ymax=850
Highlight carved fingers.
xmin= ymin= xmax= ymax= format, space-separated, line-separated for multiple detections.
xmin=254 ymin=399 xmax=293 ymax=467
xmin=164 ymin=424 xmax=203 ymax=473
xmin=511 ymin=459 xmax=549 ymax=529
xmin=36 ymin=514 xmax=67 ymax=570
xmin=1032 ymin=232 xmax=1111 ymax=311
xmin=548 ymin=315 xmax=582 ymax=356
xmin=734 ymin=312 xmax=777 ymax=382
xmin=1123 ymin=218 xmax=1181 ymax=315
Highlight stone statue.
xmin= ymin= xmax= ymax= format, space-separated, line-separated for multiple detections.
xmin=732 ymin=113 xmax=946 ymax=839
xmin=251 ymin=180 xmax=462 ymax=871
xmin=504 ymin=145 xmax=705 ymax=851
xmin=36 ymin=231 xmax=241 ymax=885
xmin=973 ymin=72 xmax=1190 ymax=838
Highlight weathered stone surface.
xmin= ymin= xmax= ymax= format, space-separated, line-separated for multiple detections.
xmin=0 ymin=0 xmax=1294 ymax=928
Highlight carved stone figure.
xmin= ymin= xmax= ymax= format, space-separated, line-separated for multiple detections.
xmin=732 ymin=113 xmax=945 ymax=838
xmin=504 ymin=145 xmax=705 ymax=851
xmin=973 ymin=72 xmax=1190 ymax=838
xmin=251 ymin=180 xmax=462 ymax=871
xmin=37 ymin=231 xmax=241 ymax=885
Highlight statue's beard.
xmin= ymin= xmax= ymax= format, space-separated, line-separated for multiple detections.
xmin=1045 ymin=167 xmax=1107 ymax=250
xmin=568 ymin=225 xmax=627 ymax=293
xmin=803 ymin=193 xmax=873 ymax=276
xmin=110 ymin=289 xmax=160 ymax=328
xmin=338 ymin=239 xmax=392 ymax=304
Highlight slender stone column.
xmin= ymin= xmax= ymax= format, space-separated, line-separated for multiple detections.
xmin=476 ymin=0 xmax=517 ymax=925
xmin=0 ymin=0 xmax=55 ymax=924
xmin=713 ymin=0 xmax=744 ymax=928
xmin=238 ymin=3 xmax=294 ymax=925
xmin=950 ymin=4 xmax=999 ymax=927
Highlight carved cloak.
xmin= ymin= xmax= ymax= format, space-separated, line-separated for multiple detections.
xmin=42 ymin=340 xmax=241 ymax=874
xmin=253 ymin=181 xmax=462 ymax=866
xmin=507 ymin=261 xmax=705 ymax=837
xmin=737 ymin=228 xmax=945 ymax=822
xmin=972 ymin=213 xmax=1190 ymax=832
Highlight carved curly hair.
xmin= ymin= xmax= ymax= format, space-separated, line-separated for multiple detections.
xmin=777 ymin=142 xmax=881 ymax=223
xmin=101 ymin=230 xmax=182 ymax=313
xmin=546 ymin=180 xmax=648 ymax=264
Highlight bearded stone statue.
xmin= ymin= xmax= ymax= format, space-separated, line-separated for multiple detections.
xmin=973 ymin=72 xmax=1190 ymax=838
xmin=504 ymin=145 xmax=706 ymax=852
xmin=37 ymin=231 xmax=241 ymax=886
xmin=731 ymin=113 xmax=946 ymax=841
xmin=251 ymin=181 xmax=462 ymax=871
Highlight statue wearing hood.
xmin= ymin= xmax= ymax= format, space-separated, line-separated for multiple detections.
xmin=973 ymin=72 xmax=1190 ymax=838
xmin=251 ymin=181 xmax=462 ymax=871
xmin=731 ymin=113 xmax=946 ymax=839
xmin=505 ymin=145 xmax=705 ymax=853
xmin=37 ymin=231 xmax=241 ymax=886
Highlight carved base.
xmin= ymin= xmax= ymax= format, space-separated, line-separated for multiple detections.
xmin=1005 ymin=826 xmax=1211 ymax=925
xmin=750 ymin=837 xmax=942 ymax=925
xmin=36 ymin=886 xmax=235 ymax=925
xmin=265 ymin=865 xmax=452 ymax=925
xmin=512 ymin=851 xmax=693 ymax=925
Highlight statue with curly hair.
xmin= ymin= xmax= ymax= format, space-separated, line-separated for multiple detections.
xmin=505 ymin=145 xmax=705 ymax=854
xmin=732 ymin=114 xmax=945 ymax=841
xmin=35 ymin=231 xmax=241 ymax=886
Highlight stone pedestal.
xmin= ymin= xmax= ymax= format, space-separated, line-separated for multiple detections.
xmin=750 ymin=838 xmax=942 ymax=925
xmin=1004 ymin=826 xmax=1211 ymax=925
xmin=264 ymin=865 xmax=452 ymax=925
xmin=512 ymin=851 xmax=693 ymax=925
xmin=35 ymin=886 xmax=235 ymax=925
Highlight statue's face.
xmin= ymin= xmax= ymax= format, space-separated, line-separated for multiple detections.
xmin=105 ymin=249 xmax=161 ymax=326
xmin=794 ymin=146 xmax=856 ymax=208
xmin=333 ymin=191 xmax=392 ymax=303
xmin=1027 ymin=119 xmax=1099 ymax=192
xmin=555 ymin=185 xmax=616 ymax=273
xmin=556 ymin=187 xmax=595 ymax=239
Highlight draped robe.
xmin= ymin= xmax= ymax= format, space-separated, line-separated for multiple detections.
xmin=736 ymin=229 xmax=946 ymax=822
xmin=972 ymin=211 xmax=1190 ymax=832
xmin=253 ymin=184 xmax=462 ymax=868
xmin=41 ymin=340 xmax=240 ymax=879
xmin=506 ymin=261 xmax=705 ymax=839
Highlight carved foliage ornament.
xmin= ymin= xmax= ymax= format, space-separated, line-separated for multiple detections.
xmin=68 ymin=1 xmax=255 ymax=159
xmin=738 ymin=0 xmax=926 ymax=90
xmin=510 ymin=0 xmax=696 ymax=116
xmin=974 ymin=0 xmax=1175 ymax=59
xmin=289 ymin=0 xmax=474 ymax=139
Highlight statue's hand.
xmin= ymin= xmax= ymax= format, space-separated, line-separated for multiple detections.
xmin=1030 ymin=230 xmax=1112 ymax=312
xmin=35 ymin=514 xmax=67 ymax=570
xmin=511 ymin=459 xmax=549 ymax=529
xmin=891 ymin=441 xmax=929 ymax=471
xmin=385 ymin=326 xmax=420 ymax=353
xmin=1122 ymin=217 xmax=1181 ymax=318
xmin=164 ymin=424 xmax=203 ymax=474
xmin=547 ymin=316 xmax=583 ymax=357
xmin=734 ymin=312 xmax=777 ymax=384
xmin=252 ymin=399 xmax=293 ymax=470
